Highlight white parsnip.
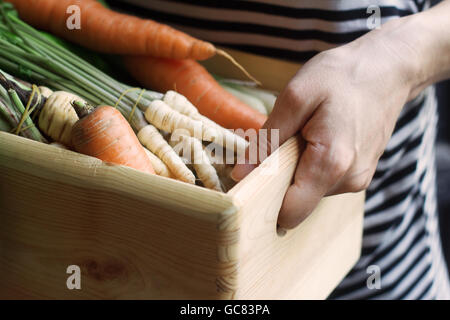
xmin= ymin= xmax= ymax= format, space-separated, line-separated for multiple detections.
xmin=163 ymin=90 xmax=199 ymax=117
xmin=163 ymin=91 xmax=248 ymax=154
xmin=203 ymin=144 xmax=236 ymax=192
xmin=215 ymin=165 xmax=235 ymax=192
xmin=143 ymin=147 xmax=173 ymax=178
xmin=38 ymin=91 xmax=85 ymax=146
xmin=38 ymin=86 xmax=53 ymax=98
xmin=170 ymin=134 xmax=223 ymax=192
xmin=145 ymin=100 xmax=217 ymax=142
xmin=137 ymin=124 xmax=195 ymax=184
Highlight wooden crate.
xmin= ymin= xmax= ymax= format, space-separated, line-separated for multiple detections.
xmin=0 ymin=50 xmax=364 ymax=299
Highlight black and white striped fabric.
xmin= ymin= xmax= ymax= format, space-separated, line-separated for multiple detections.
xmin=331 ymin=85 xmax=450 ymax=299
xmin=111 ymin=0 xmax=429 ymax=61
xmin=112 ymin=0 xmax=450 ymax=299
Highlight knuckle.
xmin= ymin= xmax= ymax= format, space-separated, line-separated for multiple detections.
xmin=332 ymin=155 xmax=353 ymax=177
xmin=307 ymin=139 xmax=354 ymax=183
xmin=328 ymin=142 xmax=355 ymax=177
xmin=346 ymin=174 xmax=372 ymax=192
xmin=363 ymin=175 xmax=373 ymax=189
xmin=282 ymin=83 xmax=305 ymax=108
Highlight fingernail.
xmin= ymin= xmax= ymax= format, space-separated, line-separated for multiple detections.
xmin=276 ymin=224 xmax=287 ymax=237
xmin=231 ymin=163 xmax=256 ymax=182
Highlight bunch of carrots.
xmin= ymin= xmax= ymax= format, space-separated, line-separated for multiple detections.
xmin=0 ymin=1 xmax=272 ymax=192
xmin=5 ymin=0 xmax=268 ymax=131
xmin=0 ymin=66 xmax=241 ymax=191
xmin=0 ymin=0 xmax=278 ymax=192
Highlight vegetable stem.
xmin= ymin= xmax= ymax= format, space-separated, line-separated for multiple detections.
xmin=7 ymin=88 xmax=45 ymax=141
xmin=0 ymin=8 xmax=155 ymax=132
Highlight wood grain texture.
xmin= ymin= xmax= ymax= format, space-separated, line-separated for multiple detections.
xmin=0 ymin=132 xmax=238 ymax=299
xmin=0 ymin=132 xmax=363 ymax=299
xmin=228 ymin=136 xmax=364 ymax=299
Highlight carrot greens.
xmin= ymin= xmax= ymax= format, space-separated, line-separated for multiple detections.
xmin=0 ymin=2 xmax=162 ymax=132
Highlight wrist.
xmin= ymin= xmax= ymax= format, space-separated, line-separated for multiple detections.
xmin=342 ymin=15 xmax=426 ymax=103
xmin=376 ymin=15 xmax=430 ymax=101
xmin=378 ymin=4 xmax=450 ymax=100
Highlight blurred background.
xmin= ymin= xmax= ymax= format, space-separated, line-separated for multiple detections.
xmin=431 ymin=0 xmax=450 ymax=274
xmin=436 ymin=77 xmax=450 ymax=270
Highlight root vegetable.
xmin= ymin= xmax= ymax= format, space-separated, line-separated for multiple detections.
xmin=163 ymin=90 xmax=248 ymax=154
xmin=38 ymin=86 xmax=53 ymax=98
xmin=71 ymin=104 xmax=155 ymax=174
xmin=170 ymin=134 xmax=222 ymax=192
xmin=6 ymin=0 xmax=258 ymax=82
xmin=203 ymin=144 xmax=236 ymax=192
xmin=137 ymin=124 xmax=195 ymax=184
xmin=144 ymin=99 xmax=217 ymax=142
xmin=143 ymin=147 xmax=173 ymax=178
xmin=38 ymin=91 xmax=83 ymax=146
xmin=6 ymin=0 xmax=214 ymax=59
xmin=124 ymin=57 xmax=267 ymax=131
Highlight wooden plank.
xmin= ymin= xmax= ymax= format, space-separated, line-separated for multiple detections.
xmin=0 ymin=132 xmax=234 ymax=218
xmin=0 ymin=132 xmax=238 ymax=299
xmin=0 ymin=132 xmax=364 ymax=299
xmin=229 ymin=136 xmax=364 ymax=299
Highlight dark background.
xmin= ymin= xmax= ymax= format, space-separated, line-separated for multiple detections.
xmin=431 ymin=0 xmax=450 ymax=274
xmin=436 ymin=79 xmax=450 ymax=269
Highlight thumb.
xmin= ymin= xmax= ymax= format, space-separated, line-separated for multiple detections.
xmin=231 ymin=79 xmax=322 ymax=181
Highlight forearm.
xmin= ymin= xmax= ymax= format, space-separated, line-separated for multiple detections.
xmin=348 ymin=0 xmax=450 ymax=102
xmin=390 ymin=0 xmax=450 ymax=99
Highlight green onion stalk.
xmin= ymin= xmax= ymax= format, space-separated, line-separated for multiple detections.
xmin=0 ymin=2 xmax=163 ymax=133
xmin=0 ymin=89 xmax=15 ymax=131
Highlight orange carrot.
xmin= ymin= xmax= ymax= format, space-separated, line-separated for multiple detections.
xmin=8 ymin=0 xmax=259 ymax=82
xmin=6 ymin=0 xmax=215 ymax=60
xmin=71 ymin=103 xmax=155 ymax=174
xmin=123 ymin=56 xmax=267 ymax=131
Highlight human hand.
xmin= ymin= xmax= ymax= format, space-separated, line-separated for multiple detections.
xmin=231 ymin=18 xmax=422 ymax=229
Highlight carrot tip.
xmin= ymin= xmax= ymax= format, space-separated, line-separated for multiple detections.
xmin=216 ymin=49 xmax=262 ymax=86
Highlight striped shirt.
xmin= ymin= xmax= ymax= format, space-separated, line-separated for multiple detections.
xmin=112 ymin=0 xmax=450 ymax=299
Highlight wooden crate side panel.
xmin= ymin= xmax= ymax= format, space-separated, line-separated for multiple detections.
xmin=229 ymin=137 xmax=365 ymax=299
xmin=283 ymin=200 xmax=363 ymax=299
xmin=0 ymin=133 xmax=239 ymax=299
xmin=0 ymin=132 xmax=234 ymax=218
